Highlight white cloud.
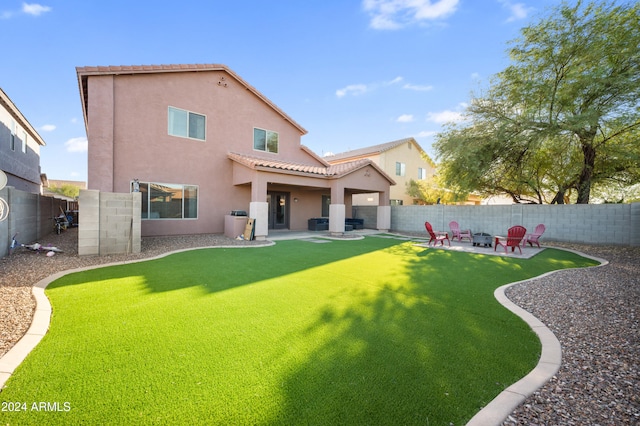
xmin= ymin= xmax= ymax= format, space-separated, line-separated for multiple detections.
xmin=426 ymin=104 xmax=468 ymax=124
xmin=22 ymin=3 xmax=52 ymax=16
xmin=403 ymin=83 xmax=433 ymax=92
xmin=396 ymin=114 xmax=414 ymax=123
xmin=336 ymin=84 xmax=369 ymax=98
xmin=498 ymin=0 xmax=532 ymax=22
xmin=40 ymin=124 xmax=56 ymax=132
xmin=336 ymin=76 xmax=403 ymax=98
xmin=65 ymin=137 xmax=87 ymax=153
xmin=363 ymin=0 xmax=459 ymax=30
xmin=2 ymin=3 xmax=51 ymax=19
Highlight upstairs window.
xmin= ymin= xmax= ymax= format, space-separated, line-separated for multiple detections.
xmin=395 ymin=162 xmax=406 ymax=177
xmin=253 ymin=128 xmax=278 ymax=153
xmin=10 ymin=121 xmax=16 ymax=151
xmin=168 ymin=106 xmax=206 ymax=141
xmin=418 ymin=167 xmax=427 ymax=180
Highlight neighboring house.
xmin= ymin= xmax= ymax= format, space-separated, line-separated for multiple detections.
xmin=76 ymin=64 xmax=395 ymax=239
xmin=0 ymin=88 xmax=46 ymax=194
xmin=325 ymin=138 xmax=435 ymax=206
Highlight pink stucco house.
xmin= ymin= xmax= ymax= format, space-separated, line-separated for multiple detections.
xmin=76 ymin=64 xmax=394 ymax=239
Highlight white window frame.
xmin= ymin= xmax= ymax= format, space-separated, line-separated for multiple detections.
xmin=253 ymin=127 xmax=279 ymax=153
xmin=396 ymin=162 xmax=406 ymax=177
xmin=168 ymin=106 xmax=206 ymax=141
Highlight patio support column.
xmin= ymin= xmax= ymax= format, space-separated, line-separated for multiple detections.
xmin=329 ymin=182 xmax=345 ymax=235
xmin=329 ymin=204 xmax=345 ymax=235
xmin=250 ymin=202 xmax=268 ymax=240
xmin=250 ymin=173 xmax=268 ymax=240
xmin=377 ymin=189 xmax=390 ymax=232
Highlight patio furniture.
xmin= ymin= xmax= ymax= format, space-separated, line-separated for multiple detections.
xmin=494 ymin=225 xmax=527 ymax=254
xmin=449 ymin=221 xmax=472 ymax=242
xmin=308 ymin=218 xmax=329 ymax=231
xmin=472 ymin=232 xmax=492 ymax=247
xmin=523 ymin=224 xmax=545 ymax=248
xmin=425 ymin=221 xmax=450 ymax=246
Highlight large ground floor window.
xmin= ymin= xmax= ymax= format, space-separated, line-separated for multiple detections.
xmin=134 ymin=181 xmax=198 ymax=219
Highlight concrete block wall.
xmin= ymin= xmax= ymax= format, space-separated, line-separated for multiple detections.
xmin=356 ymin=202 xmax=639 ymax=246
xmin=0 ymin=186 xmax=69 ymax=258
xmin=78 ymin=190 xmax=141 ymax=256
xmin=351 ymin=205 xmax=379 ymax=229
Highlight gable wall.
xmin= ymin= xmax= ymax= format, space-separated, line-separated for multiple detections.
xmin=86 ymin=70 xmax=315 ymax=236
xmin=0 ymin=98 xmax=42 ymax=193
xmin=380 ymin=142 xmax=435 ymax=205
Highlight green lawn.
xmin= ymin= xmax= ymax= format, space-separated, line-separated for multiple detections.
xmin=0 ymin=236 xmax=598 ymax=425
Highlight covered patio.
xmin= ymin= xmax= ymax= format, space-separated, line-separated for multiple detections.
xmin=228 ymin=151 xmax=396 ymax=240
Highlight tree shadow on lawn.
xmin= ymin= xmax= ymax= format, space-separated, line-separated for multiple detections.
xmin=270 ymin=246 xmax=588 ymax=425
xmin=46 ymin=237 xmax=404 ymax=294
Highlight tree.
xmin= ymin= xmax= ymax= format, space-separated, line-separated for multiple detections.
xmin=435 ymin=1 xmax=640 ymax=203
xmin=49 ymin=183 xmax=80 ymax=199
xmin=405 ymin=177 xmax=460 ymax=204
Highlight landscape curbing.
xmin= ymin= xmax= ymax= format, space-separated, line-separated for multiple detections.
xmin=0 ymin=241 xmax=607 ymax=426
xmin=466 ymin=249 xmax=608 ymax=425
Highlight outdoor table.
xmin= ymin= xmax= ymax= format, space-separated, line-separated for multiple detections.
xmin=472 ymin=232 xmax=493 ymax=247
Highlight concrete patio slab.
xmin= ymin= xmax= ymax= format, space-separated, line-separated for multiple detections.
xmin=414 ymin=240 xmax=545 ymax=259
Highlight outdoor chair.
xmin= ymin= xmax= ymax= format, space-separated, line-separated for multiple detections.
xmin=494 ymin=225 xmax=527 ymax=254
xmin=523 ymin=224 xmax=546 ymax=248
xmin=449 ymin=221 xmax=472 ymax=242
xmin=425 ymin=221 xmax=450 ymax=246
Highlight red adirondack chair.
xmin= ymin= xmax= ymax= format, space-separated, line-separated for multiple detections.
xmin=449 ymin=221 xmax=472 ymax=242
xmin=494 ymin=225 xmax=527 ymax=254
xmin=523 ymin=224 xmax=546 ymax=248
xmin=425 ymin=221 xmax=450 ymax=246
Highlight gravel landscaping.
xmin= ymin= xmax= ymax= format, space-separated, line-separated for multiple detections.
xmin=1 ymin=229 xmax=638 ymax=424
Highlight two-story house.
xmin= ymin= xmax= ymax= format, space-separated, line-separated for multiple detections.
xmin=326 ymin=138 xmax=435 ymax=206
xmin=0 ymin=88 xmax=46 ymax=194
xmin=76 ymin=64 xmax=394 ymax=238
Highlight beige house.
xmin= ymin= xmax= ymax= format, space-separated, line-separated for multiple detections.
xmin=0 ymin=88 xmax=46 ymax=194
xmin=325 ymin=138 xmax=435 ymax=205
xmin=76 ymin=64 xmax=394 ymax=239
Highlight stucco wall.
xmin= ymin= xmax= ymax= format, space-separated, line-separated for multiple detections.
xmin=355 ymin=203 xmax=640 ymax=246
xmin=85 ymin=69 xmax=313 ymax=237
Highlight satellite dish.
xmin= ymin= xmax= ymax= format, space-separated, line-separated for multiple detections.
xmin=0 ymin=169 xmax=7 ymax=190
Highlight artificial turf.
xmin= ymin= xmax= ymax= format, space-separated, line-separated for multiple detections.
xmin=0 ymin=236 xmax=598 ymax=425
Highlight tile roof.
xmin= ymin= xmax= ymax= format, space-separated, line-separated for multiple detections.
xmin=228 ymin=151 xmax=395 ymax=184
xmin=75 ymin=63 xmax=306 ymax=135
xmin=324 ymin=137 xmax=423 ymax=162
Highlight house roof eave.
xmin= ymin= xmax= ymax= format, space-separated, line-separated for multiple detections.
xmin=0 ymin=87 xmax=46 ymax=147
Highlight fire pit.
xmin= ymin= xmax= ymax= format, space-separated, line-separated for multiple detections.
xmin=472 ymin=232 xmax=493 ymax=247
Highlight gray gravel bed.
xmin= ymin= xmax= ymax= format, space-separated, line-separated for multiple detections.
xmin=502 ymin=243 xmax=640 ymax=425
xmin=1 ymin=231 xmax=638 ymax=425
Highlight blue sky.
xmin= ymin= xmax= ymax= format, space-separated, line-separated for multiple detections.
xmin=1 ymin=0 xmax=566 ymax=182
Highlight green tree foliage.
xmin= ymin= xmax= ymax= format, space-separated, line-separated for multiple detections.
xmin=49 ymin=183 xmax=80 ymax=199
xmin=405 ymin=178 xmax=463 ymax=204
xmin=435 ymin=1 xmax=640 ymax=203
